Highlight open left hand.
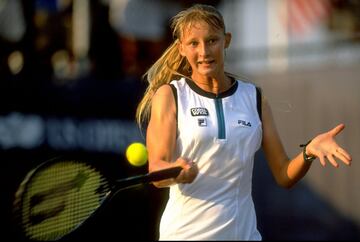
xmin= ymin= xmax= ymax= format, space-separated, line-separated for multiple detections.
xmin=306 ymin=123 xmax=352 ymax=167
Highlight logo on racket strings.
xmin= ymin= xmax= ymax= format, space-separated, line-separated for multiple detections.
xmin=28 ymin=171 xmax=90 ymax=225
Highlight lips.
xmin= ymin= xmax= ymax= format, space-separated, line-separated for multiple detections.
xmin=198 ymin=60 xmax=215 ymax=65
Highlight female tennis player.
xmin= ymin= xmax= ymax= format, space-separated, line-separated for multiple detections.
xmin=136 ymin=4 xmax=352 ymax=240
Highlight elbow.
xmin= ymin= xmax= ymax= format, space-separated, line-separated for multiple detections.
xmin=273 ymin=164 xmax=299 ymax=189
xmin=275 ymin=177 xmax=296 ymax=190
xmin=152 ymin=181 xmax=163 ymax=188
xmin=152 ymin=178 xmax=176 ymax=188
xmin=281 ymin=182 xmax=296 ymax=190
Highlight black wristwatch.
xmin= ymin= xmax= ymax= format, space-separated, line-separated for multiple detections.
xmin=300 ymin=140 xmax=316 ymax=163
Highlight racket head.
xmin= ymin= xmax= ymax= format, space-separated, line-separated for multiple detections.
xmin=12 ymin=157 xmax=111 ymax=241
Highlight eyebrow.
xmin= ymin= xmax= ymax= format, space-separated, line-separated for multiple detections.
xmin=184 ymin=34 xmax=220 ymax=43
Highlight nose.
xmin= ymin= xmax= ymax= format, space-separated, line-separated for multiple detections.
xmin=198 ymin=42 xmax=210 ymax=57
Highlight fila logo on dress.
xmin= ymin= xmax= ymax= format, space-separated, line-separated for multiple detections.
xmin=238 ymin=120 xmax=252 ymax=127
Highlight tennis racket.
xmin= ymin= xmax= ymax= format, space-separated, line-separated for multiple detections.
xmin=12 ymin=156 xmax=182 ymax=241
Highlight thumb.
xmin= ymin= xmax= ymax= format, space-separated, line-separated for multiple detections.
xmin=329 ymin=123 xmax=345 ymax=136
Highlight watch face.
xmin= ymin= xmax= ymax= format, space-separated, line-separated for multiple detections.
xmin=304 ymin=152 xmax=316 ymax=162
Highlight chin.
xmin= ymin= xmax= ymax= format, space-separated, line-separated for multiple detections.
xmin=200 ymin=69 xmax=218 ymax=77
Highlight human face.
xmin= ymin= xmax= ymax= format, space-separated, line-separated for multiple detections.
xmin=179 ymin=21 xmax=231 ymax=80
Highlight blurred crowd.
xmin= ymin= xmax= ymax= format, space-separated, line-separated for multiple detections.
xmin=0 ymin=0 xmax=359 ymax=118
xmin=0 ymin=0 xmax=222 ymax=118
xmin=0 ymin=0 xmax=220 ymax=85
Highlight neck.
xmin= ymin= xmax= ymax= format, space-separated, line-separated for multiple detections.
xmin=191 ymin=74 xmax=232 ymax=94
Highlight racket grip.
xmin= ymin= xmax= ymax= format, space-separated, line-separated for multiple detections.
xmin=147 ymin=166 xmax=182 ymax=182
xmin=114 ymin=167 xmax=182 ymax=188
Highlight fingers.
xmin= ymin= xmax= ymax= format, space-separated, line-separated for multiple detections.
xmin=175 ymin=158 xmax=193 ymax=169
xmin=174 ymin=158 xmax=198 ymax=184
xmin=336 ymin=147 xmax=352 ymax=162
xmin=185 ymin=162 xmax=199 ymax=183
xmin=334 ymin=147 xmax=352 ymax=166
xmin=318 ymin=155 xmax=327 ymax=167
xmin=327 ymin=154 xmax=339 ymax=168
xmin=317 ymin=153 xmax=339 ymax=168
xmin=316 ymin=147 xmax=352 ymax=168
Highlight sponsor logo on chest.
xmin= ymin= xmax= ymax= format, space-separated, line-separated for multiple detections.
xmin=190 ymin=107 xmax=209 ymax=116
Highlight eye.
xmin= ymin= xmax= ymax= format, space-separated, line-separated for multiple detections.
xmin=208 ymin=38 xmax=218 ymax=44
xmin=190 ymin=41 xmax=198 ymax=47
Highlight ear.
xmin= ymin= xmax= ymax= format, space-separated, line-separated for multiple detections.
xmin=178 ymin=40 xmax=186 ymax=57
xmin=224 ymin=32 xmax=232 ymax=49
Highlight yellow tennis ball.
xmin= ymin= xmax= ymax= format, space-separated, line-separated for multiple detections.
xmin=126 ymin=142 xmax=148 ymax=167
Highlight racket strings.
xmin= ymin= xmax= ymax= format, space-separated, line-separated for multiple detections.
xmin=20 ymin=161 xmax=110 ymax=241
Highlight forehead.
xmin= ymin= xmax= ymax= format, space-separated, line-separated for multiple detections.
xmin=182 ymin=20 xmax=223 ymax=38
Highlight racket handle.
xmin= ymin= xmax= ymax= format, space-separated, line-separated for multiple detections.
xmin=114 ymin=166 xmax=182 ymax=188
xmin=146 ymin=166 xmax=182 ymax=182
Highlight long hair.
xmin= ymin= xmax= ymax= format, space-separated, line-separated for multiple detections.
xmin=135 ymin=4 xmax=226 ymax=127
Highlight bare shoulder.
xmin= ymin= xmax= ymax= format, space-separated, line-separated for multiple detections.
xmin=153 ymin=84 xmax=174 ymax=100
xmin=151 ymin=84 xmax=176 ymax=114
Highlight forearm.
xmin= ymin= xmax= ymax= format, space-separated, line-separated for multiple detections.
xmin=282 ymin=152 xmax=312 ymax=188
xmin=261 ymin=96 xmax=313 ymax=189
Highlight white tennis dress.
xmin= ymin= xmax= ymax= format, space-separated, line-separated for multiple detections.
xmin=159 ymin=77 xmax=263 ymax=240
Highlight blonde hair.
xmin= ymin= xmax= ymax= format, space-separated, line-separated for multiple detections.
xmin=135 ymin=4 xmax=226 ymax=126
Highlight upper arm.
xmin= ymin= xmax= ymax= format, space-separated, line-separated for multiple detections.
xmin=261 ymin=95 xmax=289 ymax=184
xmin=146 ymin=84 xmax=177 ymax=172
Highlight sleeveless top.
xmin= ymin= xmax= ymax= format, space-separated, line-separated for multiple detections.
xmin=159 ymin=77 xmax=263 ymax=240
